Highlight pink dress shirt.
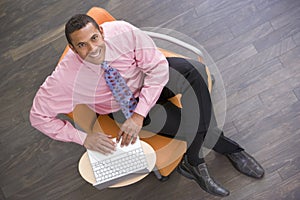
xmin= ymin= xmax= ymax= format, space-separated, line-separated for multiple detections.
xmin=30 ymin=21 xmax=169 ymax=145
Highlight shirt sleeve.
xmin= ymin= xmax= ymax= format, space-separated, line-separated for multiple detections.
xmin=124 ymin=22 xmax=169 ymax=117
xmin=29 ymin=66 xmax=87 ymax=145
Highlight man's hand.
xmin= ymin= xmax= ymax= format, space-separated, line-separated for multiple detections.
xmin=83 ymin=132 xmax=116 ymax=154
xmin=117 ymin=112 xmax=144 ymax=146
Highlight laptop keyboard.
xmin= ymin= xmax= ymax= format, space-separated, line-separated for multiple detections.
xmin=91 ymin=147 xmax=148 ymax=184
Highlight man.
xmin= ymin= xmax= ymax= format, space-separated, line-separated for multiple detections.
xmin=30 ymin=14 xmax=264 ymax=197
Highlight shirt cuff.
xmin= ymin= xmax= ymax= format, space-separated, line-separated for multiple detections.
xmin=134 ymin=101 xmax=151 ymax=118
xmin=73 ymin=129 xmax=88 ymax=145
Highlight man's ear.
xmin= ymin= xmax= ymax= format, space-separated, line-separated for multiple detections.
xmin=68 ymin=44 xmax=78 ymax=54
xmin=99 ymin=26 xmax=104 ymax=38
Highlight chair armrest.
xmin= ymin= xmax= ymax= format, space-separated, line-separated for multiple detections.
xmin=143 ymin=31 xmax=204 ymax=59
xmin=144 ymin=31 xmax=212 ymax=93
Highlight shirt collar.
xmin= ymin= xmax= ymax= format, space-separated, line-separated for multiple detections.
xmin=74 ymin=53 xmax=101 ymax=74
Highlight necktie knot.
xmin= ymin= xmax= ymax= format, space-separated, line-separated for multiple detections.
xmin=101 ymin=61 xmax=110 ymax=71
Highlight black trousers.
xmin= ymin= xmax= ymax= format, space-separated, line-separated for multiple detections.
xmin=143 ymin=57 xmax=244 ymax=165
xmin=110 ymin=57 xmax=243 ymax=165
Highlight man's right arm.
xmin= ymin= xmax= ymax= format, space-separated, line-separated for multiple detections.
xmin=29 ymin=71 xmax=87 ymax=145
xmin=29 ymin=63 xmax=116 ymax=153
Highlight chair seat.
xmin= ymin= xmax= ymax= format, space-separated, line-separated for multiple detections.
xmin=140 ymin=132 xmax=186 ymax=176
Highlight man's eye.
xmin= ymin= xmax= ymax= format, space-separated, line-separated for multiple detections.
xmin=92 ymin=35 xmax=99 ymax=40
xmin=78 ymin=43 xmax=86 ymax=48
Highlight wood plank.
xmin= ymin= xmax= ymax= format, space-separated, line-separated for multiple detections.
xmin=294 ymin=86 xmax=300 ymax=100
xmin=234 ymin=100 xmax=300 ymax=136
xmin=209 ymin=21 xmax=273 ymax=61
xmin=7 ymin=25 xmax=65 ymax=61
xmin=253 ymin=19 xmax=300 ymax=52
xmin=215 ymin=44 xmax=257 ymax=73
xmin=258 ymin=79 xmax=298 ymax=110
xmin=0 ymin=187 xmax=5 ymax=200
xmin=221 ymin=36 xmax=296 ymax=86
xmin=280 ymin=46 xmax=300 ymax=74
xmin=248 ymin=121 xmax=300 ymax=162
xmin=224 ymin=65 xmax=290 ymax=111
xmin=253 ymin=0 xmax=282 ymax=10
xmin=108 ymin=0 xmax=199 ymax=28
xmin=194 ymin=0 xmax=252 ymax=30
xmin=270 ymin=5 xmax=300 ymax=30
xmin=225 ymin=95 xmax=263 ymax=122
xmin=225 ymin=58 xmax=282 ymax=96
xmin=245 ymin=173 xmax=300 ymax=200
xmin=201 ymin=23 xmax=234 ymax=51
xmin=237 ymin=115 xmax=300 ymax=158
xmin=224 ymin=171 xmax=282 ymax=200
xmin=278 ymin=156 xmax=300 ymax=181
xmin=230 ymin=0 xmax=300 ymax=36
xmin=292 ymin=31 xmax=300 ymax=46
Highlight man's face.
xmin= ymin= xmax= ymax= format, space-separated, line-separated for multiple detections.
xmin=69 ymin=22 xmax=106 ymax=65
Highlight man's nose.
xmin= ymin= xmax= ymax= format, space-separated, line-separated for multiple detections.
xmin=88 ymin=43 xmax=97 ymax=52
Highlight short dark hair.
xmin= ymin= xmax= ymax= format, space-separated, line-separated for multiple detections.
xmin=65 ymin=14 xmax=100 ymax=45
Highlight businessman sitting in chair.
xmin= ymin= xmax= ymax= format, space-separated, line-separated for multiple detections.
xmin=30 ymin=14 xmax=264 ymax=197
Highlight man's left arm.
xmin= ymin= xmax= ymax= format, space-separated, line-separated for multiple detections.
xmin=117 ymin=22 xmax=169 ymax=146
xmin=133 ymin=29 xmax=169 ymax=117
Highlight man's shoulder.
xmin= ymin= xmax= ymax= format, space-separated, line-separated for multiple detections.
xmin=57 ymin=50 xmax=80 ymax=72
xmin=102 ymin=20 xmax=135 ymax=28
xmin=101 ymin=20 xmax=137 ymax=36
xmin=45 ymin=50 xmax=78 ymax=86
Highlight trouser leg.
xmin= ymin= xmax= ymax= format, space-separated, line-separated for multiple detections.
xmin=145 ymin=57 xmax=243 ymax=166
xmin=205 ymin=110 xmax=244 ymax=154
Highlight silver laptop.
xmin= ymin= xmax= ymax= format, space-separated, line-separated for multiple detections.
xmin=87 ymin=137 xmax=149 ymax=190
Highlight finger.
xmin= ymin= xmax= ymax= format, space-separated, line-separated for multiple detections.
xmin=121 ymin=132 xmax=130 ymax=147
xmin=117 ymin=130 xmax=123 ymax=143
xmin=131 ymin=126 xmax=140 ymax=144
xmin=119 ymin=122 xmax=129 ymax=143
xmin=96 ymin=135 xmax=115 ymax=150
xmin=99 ymin=133 xmax=116 ymax=145
xmin=101 ymin=142 xmax=116 ymax=152
xmin=125 ymin=133 xmax=133 ymax=146
xmin=101 ymin=138 xmax=116 ymax=151
xmin=91 ymin=143 xmax=111 ymax=155
xmin=107 ymin=136 xmax=117 ymax=146
xmin=96 ymin=145 xmax=113 ymax=155
xmin=131 ymin=131 xmax=138 ymax=144
xmin=93 ymin=148 xmax=107 ymax=155
xmin=120 ymin=133 xmax=127 ymax=147
xmin=98 ymin=141 xmax=116 ymax=154
xmin=131 ymin=135 xmax=137 ymax=144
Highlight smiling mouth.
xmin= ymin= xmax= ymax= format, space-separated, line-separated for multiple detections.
xmin=89 ymin=49 xmax=101 ymax=58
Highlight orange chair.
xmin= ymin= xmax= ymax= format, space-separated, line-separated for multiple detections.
xmin=60 ymin=7 xmax=212 ymax=181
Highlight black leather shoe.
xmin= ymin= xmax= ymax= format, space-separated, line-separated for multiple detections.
xmin=177 ymin=156 xmax=230 ymax=197
xmin=226 ymin=151 xmax=264 ymax=179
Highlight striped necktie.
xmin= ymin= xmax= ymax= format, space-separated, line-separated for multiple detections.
xmin=101 ymin=61 xmax=137 ymax=119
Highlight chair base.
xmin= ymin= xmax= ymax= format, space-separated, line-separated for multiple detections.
xmin=152 ymin=166 xmax=169 ymax=181
xmin=159 ymin=175 xmax=169 ymax=182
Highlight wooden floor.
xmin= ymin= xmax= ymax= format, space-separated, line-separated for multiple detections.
xmin=1 ymin=0 xmax=300 ymax=199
